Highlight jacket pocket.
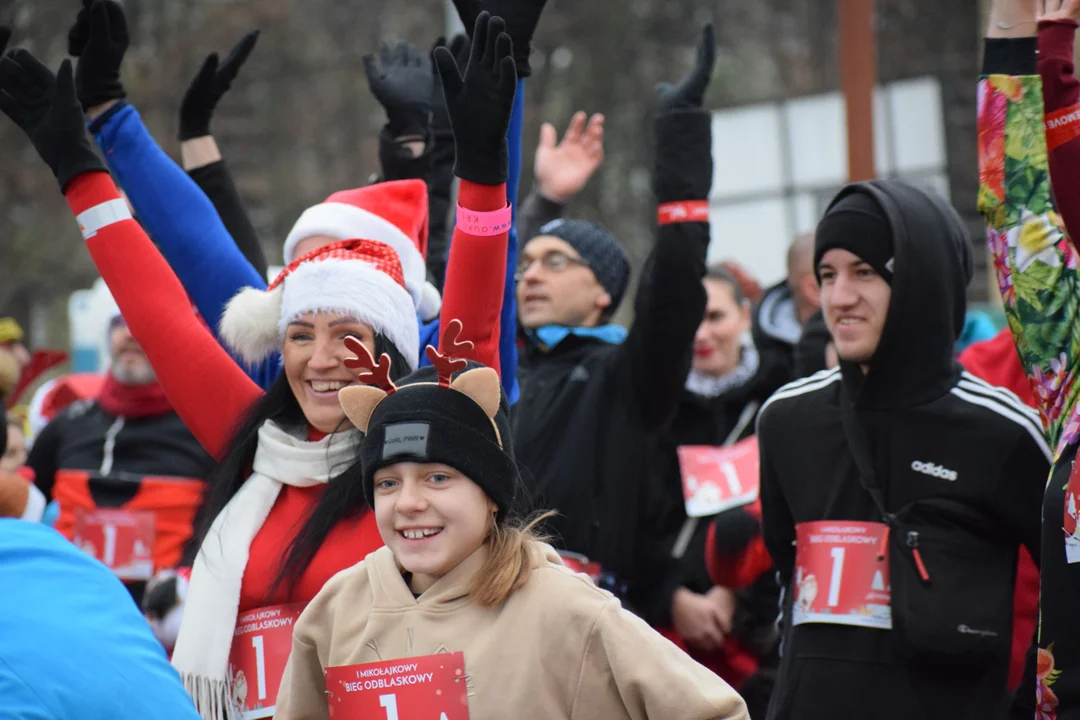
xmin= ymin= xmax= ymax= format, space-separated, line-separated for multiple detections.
xmin=890 ymin=520 xmax=1014 ymax=667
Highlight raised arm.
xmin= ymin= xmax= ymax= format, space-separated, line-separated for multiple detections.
xmin=0 ymin=47 xmax=262 ymax=459
xmin=69 ymin=1 xmax=277 ymax=386
xmin=519 ymin=111 xmax=605 ymax=243
xmin=618 ymin=25 xmax=714 ymax=430
xmin=433 ymin=13 xmax=519 ymax=373
xmin=179 ymin=30 xmax=269 ymax=280
xmin=979 ymin=9 xmax=1080 ymax=457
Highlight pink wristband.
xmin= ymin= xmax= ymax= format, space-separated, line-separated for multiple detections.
xmin=456 ymin=204 xmax=513 ymax=236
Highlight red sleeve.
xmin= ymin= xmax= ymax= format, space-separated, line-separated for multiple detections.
xmin=1039 ymin=20 xmax=1080 ymax=244
xmin=438 ymin=180 xmax=508 ymax=375
xmin=65 ymin=172 xmax=263 ymax=459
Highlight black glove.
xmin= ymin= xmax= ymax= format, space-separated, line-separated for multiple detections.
xmin=179 ymin=30 xmax=259 ymax=141
xmin=363 ymin=41 xmax=432 ymax=139
xmin=433 ymin=12 xmax=517 ymax=185
xmin=452 ymin=0 xmax=547 ymax=78
xmin=68 ymin=0 xmax=129 ymax=111
xmin=0 ymin=52 xmax=107 ymax=191
xmin=654 ymin=25 xmax=715 ymax=203
xmin=656 ymin=23 xmax=715 ymax=112
xmin=0 ymin=27 xmax=10 ymax=57
xmin=430 ymin=34 xmax=470 ymax=139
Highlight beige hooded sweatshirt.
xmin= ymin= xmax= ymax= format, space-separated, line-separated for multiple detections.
xmin=275 ymin=543 xmax=748 ymax=720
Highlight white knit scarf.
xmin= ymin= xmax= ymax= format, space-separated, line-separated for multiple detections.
xmin=171 ymin=420 xmax=359 ymax=720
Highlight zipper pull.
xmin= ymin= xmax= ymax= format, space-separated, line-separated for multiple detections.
xmin=906 ymin=531 xmax=931 ymax=583
xmin=877 ymin=525 xmax=890 ymax=561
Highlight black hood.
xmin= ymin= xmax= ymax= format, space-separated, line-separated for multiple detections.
xmin=825 ymin=181 xmax=972 ymax=409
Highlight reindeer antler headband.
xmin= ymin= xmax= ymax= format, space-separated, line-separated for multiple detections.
xmin=338 ymin=319 xmax=501 ymax=438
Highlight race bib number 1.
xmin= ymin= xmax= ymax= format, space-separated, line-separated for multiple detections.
xmin=792 ymin=520 xmax=892 ymax=630
xmin=228 ymin=603 xmax=307 ymax=719
xmin=677 ymin=436 xmax=760 ymax=517
xmin=73 ymin=507 xmax=155 ymax=580
xmin=325 ymin=652 xmax=469 ymax=720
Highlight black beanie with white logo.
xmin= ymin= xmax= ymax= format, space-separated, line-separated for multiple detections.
xmin=358 ymin=363 xmax=519 ymax=521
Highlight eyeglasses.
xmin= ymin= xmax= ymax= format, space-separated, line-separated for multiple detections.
xmin=515 ymin=251 xmax=590 ymax=281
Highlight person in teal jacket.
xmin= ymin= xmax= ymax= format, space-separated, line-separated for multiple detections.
xmin=0 ymin=519 xmax=200 ymax=719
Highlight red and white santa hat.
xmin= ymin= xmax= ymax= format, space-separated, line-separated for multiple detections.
xmin=220 ymin=239 xmax=420 ymax=369
xmin=282 ymin=180 xmax=441 ymax=321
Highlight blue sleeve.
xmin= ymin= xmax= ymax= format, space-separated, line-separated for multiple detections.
xmin=92 ymin=103 xmax=281 ymax=389
xmin=423 ymin=79 xmax=523 ymax=404
xmin=500 ymin=79 xmax=524 ymax=404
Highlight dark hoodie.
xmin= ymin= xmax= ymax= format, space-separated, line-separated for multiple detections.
xmin=757 ymin=181 xmax=1049 ymax=720
xmin=751 ymin=281 xmax=802 ymax=386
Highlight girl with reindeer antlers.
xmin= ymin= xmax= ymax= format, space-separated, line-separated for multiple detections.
xmin=0 ymin=12 xmax=516 ymax=719
xmin=273 ymin=324 xmax=750 ymax=720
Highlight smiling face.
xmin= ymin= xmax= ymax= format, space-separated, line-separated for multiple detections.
xmin=818 ymin=248 xmax=892 ymax=366
xmin=282 ymin=312 xmax=375 ymax=433
xmin=516 ymin=236 xmax=610 ymax=329
xmin=373 ymin=461 xmax=497 ymax=594
xmin=693 ymin=277 xmax=752 ymax=377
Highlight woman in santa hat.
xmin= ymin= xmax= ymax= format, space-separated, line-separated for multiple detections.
xmin=0 ymin=10 xmax=516 ymax=718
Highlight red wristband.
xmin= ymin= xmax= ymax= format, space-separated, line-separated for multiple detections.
xmin=658 ymin=200 xmax=710 ymax=225
xmin=1046 ymin=103 xmax=1080 ymax=151
xmin=456 ymin=203 xmax=513 ymax=236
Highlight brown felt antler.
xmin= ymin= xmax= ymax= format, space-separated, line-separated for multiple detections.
xmin=343 ymin=336 xmax=397 ymax=393
xmin=425 ymin=318 xmax=474 ymax=387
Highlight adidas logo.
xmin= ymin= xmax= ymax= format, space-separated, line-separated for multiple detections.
xmin=911 ymin=460 xmax=958 ymax=481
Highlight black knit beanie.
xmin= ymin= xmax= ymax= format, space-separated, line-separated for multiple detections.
xmin=813 ymin=192 xmax=895 ymax=284
xmin=533 ymin=218 xmax=631 ymax=313
xmin=358 ymin=363 xmax=518 ymax=521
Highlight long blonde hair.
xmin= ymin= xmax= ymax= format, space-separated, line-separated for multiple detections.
xmin=469 ymin=511 xmax=557 ymax=608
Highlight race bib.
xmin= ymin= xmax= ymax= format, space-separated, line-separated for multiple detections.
xmin=73 ymin=507 xmax=155 ymax=580
xmin=792 ymin=520 xmax=892 ymax=630
xmin=325 ymin=652 xmax=469 ymax=719
xmin=678 ymin=436 xmax=760 ymax=517
xmin=228 ymin=603 xmax=307 ymax=719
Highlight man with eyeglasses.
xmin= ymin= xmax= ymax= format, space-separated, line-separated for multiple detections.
xmin=509 ymin=24 xmax=717 ymax=626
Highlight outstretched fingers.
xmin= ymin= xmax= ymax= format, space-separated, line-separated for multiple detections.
xmin=432 ymin=46 xmax=464 ymax=100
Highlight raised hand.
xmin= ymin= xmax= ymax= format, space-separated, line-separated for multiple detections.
xmin=451 ymin=0 xmax=547 ymax=77
xmin=0 ymin=51 xmax=107 ymax=190
xmin=654 ymin=24 xmax=715 ymax=204
xmin=657 ymin=23 xmax=716 ymax=112
xmin=68 ymin=0 xmax=129 ymax=112
xmin=535 ymin=111 xmax=605 ymax=203
xmin=431 ymin=34 xmax=471 ymax=136
xmin=363 ymin=40 xmax=433 ymax=138
xmin=180 ymin=30 xmax=260 ymax=141
xmin=1039 ymin=0 xmax=1080 ymax=21
xmin=433 ymin=12 xmax=517 ymax=185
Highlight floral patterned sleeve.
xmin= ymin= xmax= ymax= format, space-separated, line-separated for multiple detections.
xmin=978 ymin=73 xmax=1080 ymax=458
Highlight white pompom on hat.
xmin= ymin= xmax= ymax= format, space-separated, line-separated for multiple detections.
xmin=282 ymin=180 xmax=441 ymax=321
xmin=219 ymin=239 xmax=420 ymax=369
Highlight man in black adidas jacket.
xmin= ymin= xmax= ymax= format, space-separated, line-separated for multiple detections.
xmin=758 ymin=180 xmax=1048 ymax=720
xmin=511 ymin=25 xmax=714 ymax=622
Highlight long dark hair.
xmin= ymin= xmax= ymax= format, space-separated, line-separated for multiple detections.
xmin=193 ymin=333 xmax=410 ymax=595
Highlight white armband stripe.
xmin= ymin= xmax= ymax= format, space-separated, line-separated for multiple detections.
xmin=76 ymin=199 xmax=132 ymax=240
